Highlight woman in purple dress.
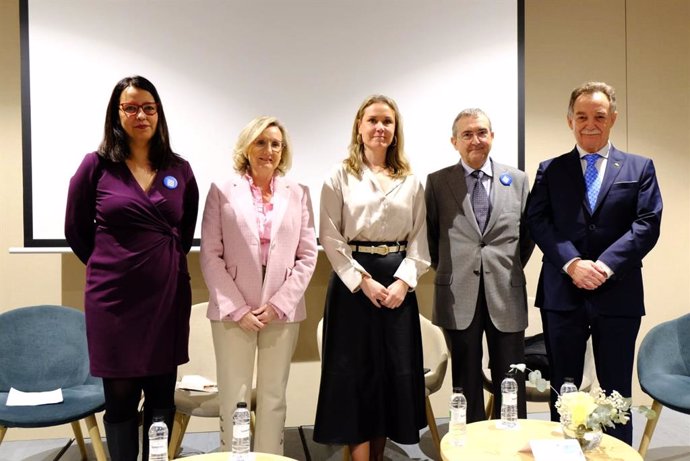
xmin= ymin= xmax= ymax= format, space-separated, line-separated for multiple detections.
xmin=65 ymin=75 xmax=199 ymax=460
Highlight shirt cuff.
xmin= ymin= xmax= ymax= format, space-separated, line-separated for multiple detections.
xmin=595 ymin=260 xmax=614 ymax=278
xmin=563 ymin=257 xmax=580 ymax=274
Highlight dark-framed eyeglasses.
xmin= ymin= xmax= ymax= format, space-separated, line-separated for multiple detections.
xmin=119 ymin=102 xmax=158 ymax=117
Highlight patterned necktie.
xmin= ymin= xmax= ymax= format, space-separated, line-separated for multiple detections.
xmin=583 ymin=153 xmax=601 ymax=210
xmin=471 ymin=170 xmax=490 ymax=232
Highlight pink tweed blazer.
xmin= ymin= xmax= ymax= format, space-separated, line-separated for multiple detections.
xmin=200 ymin=175 xmax=317 ymax=322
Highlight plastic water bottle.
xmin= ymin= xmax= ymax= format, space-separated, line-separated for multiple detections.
xmin=448 ymin=387 xmax=467 ymax=446
xmin=559 ymin=377 xmax=578 ymax=426
xmin=147 ymin=416 xmax=168 ymax=461
xmin=232 ymin=401 xmax=251 ymax=458
xmin=560 ymin=377 xmax=578 ymax=395
xmin=500 ymin=373 xmax=518 ymax=429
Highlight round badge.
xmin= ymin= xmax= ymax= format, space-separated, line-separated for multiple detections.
xmin=163 ymin=176 xmax=178 ymax=189
xmin=499 ymin=173 xmax=513 ymax=186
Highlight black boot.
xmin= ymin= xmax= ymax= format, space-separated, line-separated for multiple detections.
xmin=104 ymin=417 xmax=139 ymax=461
xmin=142 ymin=407 xmax=176 ymax=460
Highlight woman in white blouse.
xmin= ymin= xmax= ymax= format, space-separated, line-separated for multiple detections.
xmin=313 ymin=95 xmax=431 ymax=461
xmin=200 ymin=116 xmax=317 ymax=454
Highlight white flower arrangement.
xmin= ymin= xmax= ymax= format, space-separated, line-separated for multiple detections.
xmin=508 ymin=363 xmax=656 ymax=432
xmin=556 ymin=389 xmax=631 ymax=431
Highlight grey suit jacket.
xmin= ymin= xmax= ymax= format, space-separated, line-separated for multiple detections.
xmin=425 ymin=160 xmax=534 ymax=332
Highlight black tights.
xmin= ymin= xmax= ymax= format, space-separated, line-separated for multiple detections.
xmin=103 ymin=371 xmax=176 ymax=423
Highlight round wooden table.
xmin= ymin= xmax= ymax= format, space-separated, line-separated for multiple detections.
xmin=174 ymin=453 xmax=298 ymax=461
xmin=440 ymin=419 xmax=642 ymax=460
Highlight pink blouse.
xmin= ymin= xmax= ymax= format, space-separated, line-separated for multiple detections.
xmin=245 ymin=174 xmax=275 ymax=266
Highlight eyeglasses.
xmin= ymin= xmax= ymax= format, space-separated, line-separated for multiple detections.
xmin=119 ymin=102 xmax=158 ymax=117
xmin=458 ymin=129 xmax=490 ymax=142
xmin=253 ymin=139 xmax=285 ymax=152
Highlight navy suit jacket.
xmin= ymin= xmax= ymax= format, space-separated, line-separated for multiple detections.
xmin=527 ymin=146 xmax=662 ymax=317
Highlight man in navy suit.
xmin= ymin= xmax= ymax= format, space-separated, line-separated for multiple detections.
xmin=527 ymin=82 xmax=662 ymax=444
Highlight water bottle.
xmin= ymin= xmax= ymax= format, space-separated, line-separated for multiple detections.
xmin=232 ymin=401 xmax=251 ymax=458
xmin=147 ymin=416 xmax=168 ymax=461
xmin=448 ymin=387 xmax=467 ymax=446
xmin=500 ymin=372 xmax=518 ymax=429
xmin=560 ymin=377 xmax=578 ymax=395
xmin=559 ymin=377 xmax=578 ymax=426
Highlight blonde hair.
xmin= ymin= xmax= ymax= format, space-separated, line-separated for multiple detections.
xmin=233 ymin=116 xmax=292 ymax=175
xmin=343 ymin=95 xmax=411 ymax=179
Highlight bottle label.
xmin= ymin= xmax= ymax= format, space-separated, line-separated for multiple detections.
xmin=502 ymin=393 xmax=517 ymax=405
xmin=450 ymin=408 xmax=466 ymax=421
xmin=149 ymin=439 xmax=167 ymax=453
xmin=233 ymin=423 xmax=250 ymax=438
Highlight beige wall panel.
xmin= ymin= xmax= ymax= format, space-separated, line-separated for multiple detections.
xmin=524 ymin=0 xmax=690 ymax=408
xmin=624 ymin=0 xmax=690 ymax=404
xmin=523 ymin=0 xmax=629 ymax=319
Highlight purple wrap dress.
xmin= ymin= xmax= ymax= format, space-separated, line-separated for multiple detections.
xmin=65 ymin=152 xmax=199 ymax=378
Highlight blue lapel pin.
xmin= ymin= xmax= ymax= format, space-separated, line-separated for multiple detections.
xmin=163 ymin=176 xmax=178 ymax=189
xmin=499 ymin=173 xmax=512 ymax=186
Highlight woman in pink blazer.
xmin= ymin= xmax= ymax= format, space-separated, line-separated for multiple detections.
xmin=200 ymin=116 xmax=317 ymax=454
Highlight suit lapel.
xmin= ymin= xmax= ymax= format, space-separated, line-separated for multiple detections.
xmin=270 ymin=177 xmax=289 ymax=241
xmin=562 ymin=148 xmax=592 ymax=213
xmin=484 ymin=163 xmax=505 ymax=234
xmin=593 ymin=146 xmax=624 ymax=212
xmin=231 ymin=176 xmax=261 ymax=241
xmin=442 ymin=163 xmax=482 ymax=235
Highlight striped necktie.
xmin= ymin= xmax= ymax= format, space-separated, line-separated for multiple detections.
xmin=471 ymin=170 xmax=489 ymax=232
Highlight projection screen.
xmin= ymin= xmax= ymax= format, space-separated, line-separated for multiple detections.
xmin=21 ymin=0 xmax=524 ymax=246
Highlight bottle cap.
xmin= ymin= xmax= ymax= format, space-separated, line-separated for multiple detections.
xmin=564 ymin=377 xmax=575 ymax=383
xmin=452 ymin=387 xmax=464 ymax=394
xmin=237 ymin=401 xmax=248 ymax=408
xmin=152 ymin=415 xmax=165 ymax=423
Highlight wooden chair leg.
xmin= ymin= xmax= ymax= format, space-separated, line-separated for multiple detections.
xmin=169 ymin=411 xmax=190 ymax=460
xmin=0 ymin=425 xmax=7 ymax=444
xmin=485 ymin=393 xmax=495 ymax=420
xmin=71 ymin=420 xmax=87 ymax=460
xmin=425 ymin=396 xmax=442 ymax=460
xmin=342 ymin=445 xmax=350 ymax=461
xmin=85 ymin=414 xmax=108 ymax=461
xmin=638 ymin=400 xmax=663 ymax=458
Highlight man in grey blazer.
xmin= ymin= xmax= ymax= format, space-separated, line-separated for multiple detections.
xmin=425 ymin=108 xmax=534 ymax=421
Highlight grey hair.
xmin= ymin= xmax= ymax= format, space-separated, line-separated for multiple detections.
xmin=451 ymin=108 xmax=492 ymax=137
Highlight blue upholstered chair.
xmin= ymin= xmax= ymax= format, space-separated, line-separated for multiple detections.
xmin=0 ymin=305 xmax=107 ymax=460
xmin=637 ymin=313 xmax=690 ymax=458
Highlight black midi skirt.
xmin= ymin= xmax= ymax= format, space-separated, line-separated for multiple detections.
xmin=313 ymin=251 xmax=426 ymax=445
